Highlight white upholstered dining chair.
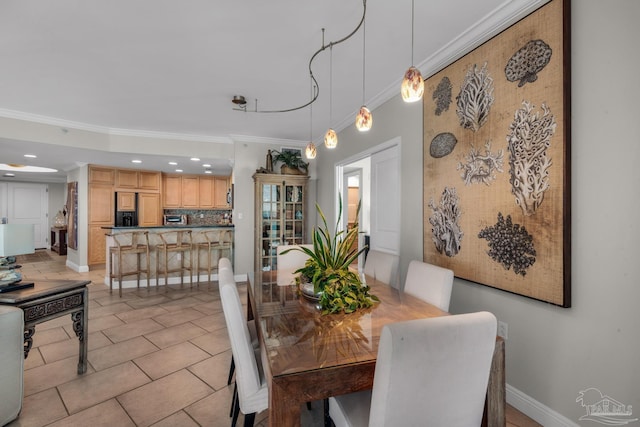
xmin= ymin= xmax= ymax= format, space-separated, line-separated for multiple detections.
xmin=329 ymin=311 xmax=497 ymax=427
xmin=363 ymin=250 xmax=400 ymax=288
xmin=218 ymin=258 xmax=259 ymax=390
xmin=403 ymin=260 xmax=454 ymax=312
xmin=220 ymin=277 xmax=268 ymax=427
xmin=276 ymin=244 xmax=313 ymax=270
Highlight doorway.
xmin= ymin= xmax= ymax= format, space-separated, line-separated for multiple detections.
xmin=2 ymin=182 xmax=49 ymax=249
xmin=335 ymin=137 xmax=401 ymax=270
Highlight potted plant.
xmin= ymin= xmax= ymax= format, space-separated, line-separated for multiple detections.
xmin=271 ymin=149 xmax=309 ymax=175
xmin=282 ymin=197 xmax=379 ymax=314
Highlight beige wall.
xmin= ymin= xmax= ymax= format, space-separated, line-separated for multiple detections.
xmin=316 ymin=0 xmax=640 ymax=424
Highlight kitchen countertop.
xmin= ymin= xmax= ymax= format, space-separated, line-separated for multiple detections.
xmin=102 ymin=224 xmax=234 ymax=230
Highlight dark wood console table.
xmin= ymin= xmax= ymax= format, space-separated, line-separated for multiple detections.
xmin=0 ymin=279 xmax=90 ymax=374
xmin=51 ymin=227 xmax=68 ymax=256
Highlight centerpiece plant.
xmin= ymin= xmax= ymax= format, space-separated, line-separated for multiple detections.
xmin=282 ymin=197 xmax=379 ymax=314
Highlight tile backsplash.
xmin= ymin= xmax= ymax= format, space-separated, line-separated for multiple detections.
xmin=164 ymin=209 xmax=232 ymax=226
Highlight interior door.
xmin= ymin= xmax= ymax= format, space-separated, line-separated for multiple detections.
xmin=370 ymin=145 xmax=400 ymax=255
xmin=7 ymin=182 xmax=49 ymax=249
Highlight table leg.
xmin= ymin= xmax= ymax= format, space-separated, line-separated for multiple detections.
xmin=24 ymin=326 xmax=35 ymax=358
xmin=269 ymin=380 xmax=302 ymax=427
xmin=71 ymin=287 xmax=89 ymax=374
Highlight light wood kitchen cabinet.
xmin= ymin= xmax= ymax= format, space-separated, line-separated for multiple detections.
xmin=181 ymin=176 xmax=199 ymax=208
xmin=214 ymin=176 xmax=230 ymax=208
xmin=88 ymin=225 xmax=108 ymax=265
xmin=139 ymin=171 xmax=161 ymax=191
xmin=89 ymin=184 xmax=114 ymax=224
xmin=138 ymin=193 xmax=161 ymax=226
xmin=88 ymin=182 xmax=114 ymax=265
xmin=116 ymin=169 xmax=138 ymax=188
xmin=163 ymin=175 xmax=182 ymax=208
xmin=89 ymin=166 xmax=115 ymax=184
xmin=162 ymin=174 xmax=231 ymax=209
xmin=198 ymin=176 xmax=215 ymax=208
xmin=117 ymin=192 xmax=136 ymax=211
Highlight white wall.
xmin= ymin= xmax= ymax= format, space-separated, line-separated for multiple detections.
xmin=317 ymin=1 xmax=640 ymax=424
xmin=316 ymin=96 xmax=424 ymax=285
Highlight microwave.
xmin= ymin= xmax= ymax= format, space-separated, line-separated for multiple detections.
xmin=163 ymin=214 xmax=187 ymax=225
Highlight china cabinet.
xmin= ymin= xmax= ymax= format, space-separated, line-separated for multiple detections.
xmin=253 ymin=173 xmax=308 ymax=274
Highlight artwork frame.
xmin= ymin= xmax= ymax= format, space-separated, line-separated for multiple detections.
xmin=423 ymin=0 xmax=571 ymax=307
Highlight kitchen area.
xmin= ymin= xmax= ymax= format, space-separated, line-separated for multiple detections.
xmin=87 ymin=164 xmax=234 ymax=288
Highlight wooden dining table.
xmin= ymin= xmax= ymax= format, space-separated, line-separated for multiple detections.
xmin=247 ymin=269 xmax=505 ymax=427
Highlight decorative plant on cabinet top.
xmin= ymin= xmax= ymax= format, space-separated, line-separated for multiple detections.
xmin=272 ymin=149 xmax=309 ymax=175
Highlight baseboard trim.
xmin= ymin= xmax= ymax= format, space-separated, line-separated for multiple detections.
xmin=66 ymin=259 xmax=89 ymax=273
xmin=507 ymin=384 xmax=579 ymax=427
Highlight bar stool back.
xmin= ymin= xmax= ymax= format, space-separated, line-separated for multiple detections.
xmin=155 ymin=230 xmax=193 ymax=290
xmin=195 ymin=229 xmax=233 ymax=285
xmin=107 ymin=231 xmax=150 ymax=297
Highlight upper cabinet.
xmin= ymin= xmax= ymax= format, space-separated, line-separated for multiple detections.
xmin=89 ymin=166 xmax=115 ymax=185
xmin=116 ymin=169 xmax=161 ymax=192
xmin=162 ymin=174 xmax=230 ymax=209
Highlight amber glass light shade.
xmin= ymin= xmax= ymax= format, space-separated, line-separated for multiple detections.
xmin=305 ymin=142 xmax=317 ymax=159
xmin=355 ymin=106 xmax=372 ymax=132
xmin=324 ymin=129 xmax=338 ymax=149
xmin=401 ymin=66 xmax=424 ymax=102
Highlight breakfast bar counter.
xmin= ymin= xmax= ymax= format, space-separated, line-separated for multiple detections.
xmin=102 ymin=225 xmax=234 ymax=289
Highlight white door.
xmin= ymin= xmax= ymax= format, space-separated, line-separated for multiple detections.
xmin=370 ymin=145 xmax=400 ymax=254
xmin=7 ymin=183 xmax=49 ymax=249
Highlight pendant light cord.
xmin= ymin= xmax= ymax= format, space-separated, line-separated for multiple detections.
xmin=329 ymin=44 xmax=333 ymax=126
xmin=362 ymin=18 xmax=366 ymax=105
xmin=242 ymin=0 xmax=367 ymax=114
xmin=411 ymin=0 xmax=415 ymax=66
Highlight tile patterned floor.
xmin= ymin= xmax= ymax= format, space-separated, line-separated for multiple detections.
xmin=8 ymin=250 xmax=540 ymax=427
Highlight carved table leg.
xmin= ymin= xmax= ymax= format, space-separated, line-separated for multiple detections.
xmin=24 ymin=326 xmax=35 ymax=358
xmin=71 ymin=287 xmax=88 ymax=374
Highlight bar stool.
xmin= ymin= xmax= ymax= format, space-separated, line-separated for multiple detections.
xmin=107 ymin=231 xmax=150 ymax=297
xmin=155 ymin=230 xmax=193 ymax=290
xmin=195 ymin=229 xmax=233 ymax=285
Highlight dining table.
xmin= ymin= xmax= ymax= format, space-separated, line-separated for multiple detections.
xmin=247 ymin=269 xmax=505 ymax=427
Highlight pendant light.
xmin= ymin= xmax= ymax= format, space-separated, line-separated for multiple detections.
xmin=305 ymin=77 xmax=317 ymax=159
xmin=355 ymin=17 xmax=372 ymax=131
xmin=324 ymin=44 xmax=338 ymax=149
xmin=401 ymin=0 xmax=424 ymax=102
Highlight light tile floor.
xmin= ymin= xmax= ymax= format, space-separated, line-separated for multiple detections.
xmin=8 ymin=251 xmax=540 ymax=427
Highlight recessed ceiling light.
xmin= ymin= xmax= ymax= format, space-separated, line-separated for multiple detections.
xmin=190 ymin=157 xmax=200 ymax=162
xmin=168 ymin=161 xmax=178 ymax=166
xmin=3 ymin=173 xmax=15 ymax=177
xmin=175 ymin=169 xmax=183 ymax=173
xmin=0 ymin=164 xmax=58 ymax=173
xmin=131 ymin=159 xmax=142 ymax=164
xmin=202 ymin=164 xmax=211 ymax=168
xmin=24 ymin=154 xmax=37 ymax=158
xmin=204 ymin=170 xmax=212 ymax=174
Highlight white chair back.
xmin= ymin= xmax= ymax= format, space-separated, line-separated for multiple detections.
xmin=276 ymin=244 xmax=313 ymax=271
xmin=218 ymin=257 xmax=233 ymax=272
xmin=403 ymin=260 xmax=453 ymax=312
xmin=363 ymin=250 xmax=400 ymax=288
xmin=368 ymin=312 xmax=497 ymax=426
xmin=219 ymin=281 xmax=268 ymax=417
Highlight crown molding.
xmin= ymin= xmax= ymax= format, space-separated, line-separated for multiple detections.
xmin=0 ymin=108 xmax=232 ymax=144
xmin=334 ymin=0 xmax=552 ymax=135
xmin=229 ymin=134 xmax=307 ymax=146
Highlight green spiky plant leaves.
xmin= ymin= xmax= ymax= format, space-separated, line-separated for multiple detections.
xmin=282 ymin=196 xmax=379 ymax=314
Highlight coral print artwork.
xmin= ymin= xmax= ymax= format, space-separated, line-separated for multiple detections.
xmin=423 ymin=0 xmax=570 ymax=307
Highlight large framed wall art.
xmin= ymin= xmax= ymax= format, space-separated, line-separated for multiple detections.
xmin=423 ymin=0 xmax=570 ymax=306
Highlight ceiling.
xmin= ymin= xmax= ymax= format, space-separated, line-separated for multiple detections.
xmin=0 ymin=0 xmax=544 ymax=183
